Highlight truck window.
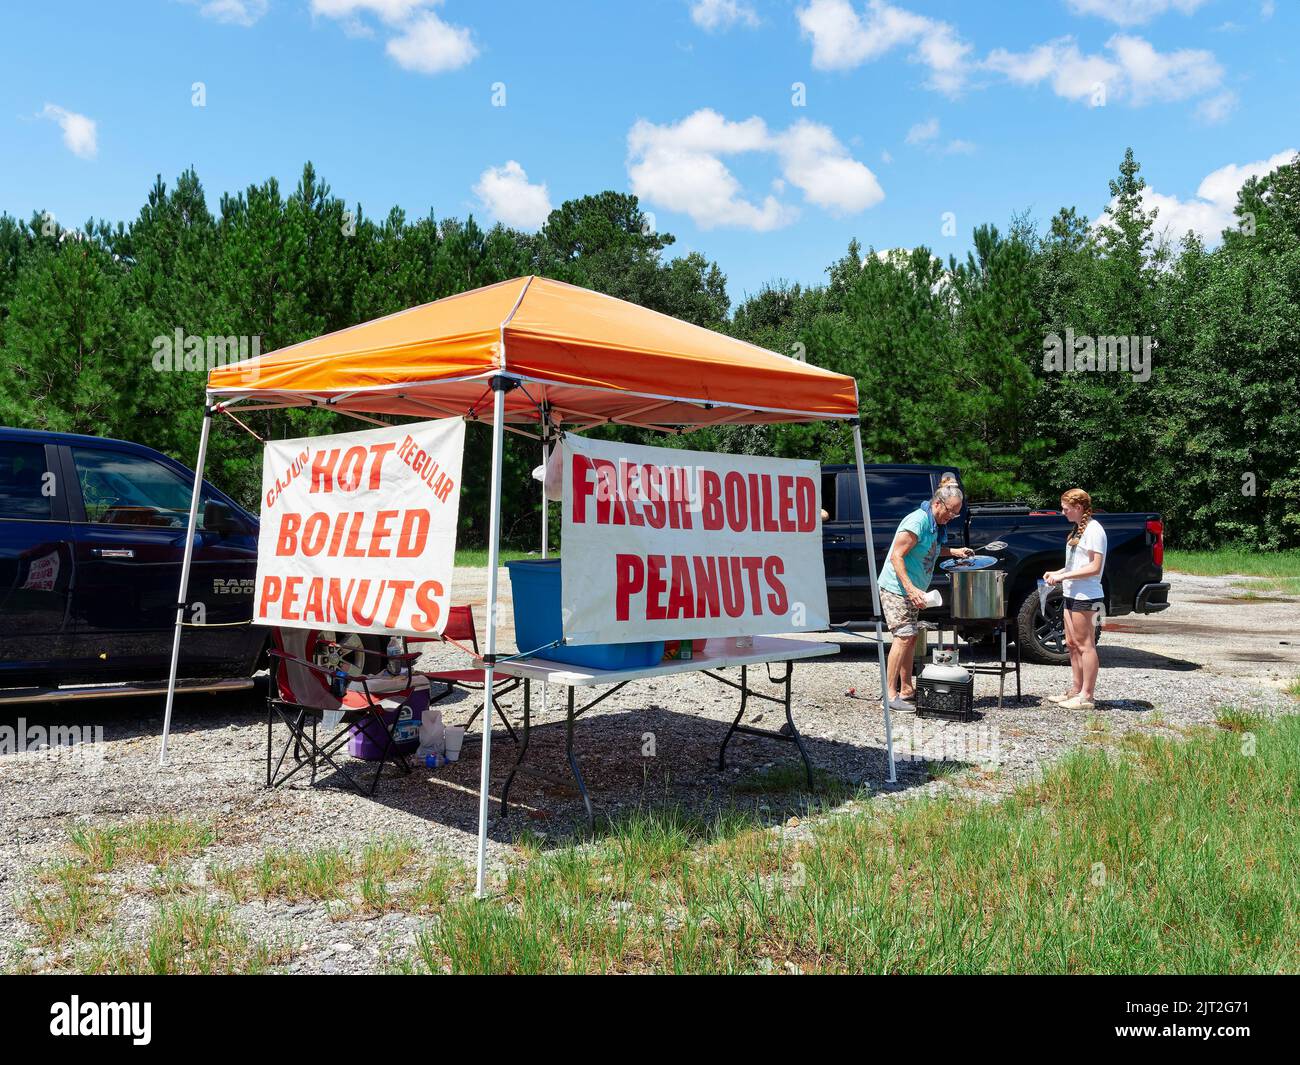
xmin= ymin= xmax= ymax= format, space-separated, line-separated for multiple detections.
xmin=821 ymin=472 xmax=837 ymax=522
xmin=0 ymin=442 xmax=53 ymax=520
xmin=835 ymin=470 xmax=934 ymax=524
xmin=71 ymin=448 xmax=195 ymax=528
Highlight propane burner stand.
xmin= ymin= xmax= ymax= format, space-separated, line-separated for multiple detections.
xmin=928 ymin=618 xmax=1022 ymax=712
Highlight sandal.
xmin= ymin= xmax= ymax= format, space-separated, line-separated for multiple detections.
xmin=1059 ymin=694 xmax=1095 ymax=711
xmin=1046 ymin=692 xmax=1079 ymax=705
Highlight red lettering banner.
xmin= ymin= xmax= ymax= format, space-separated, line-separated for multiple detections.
xmin=561 ymin=435 xmax=828 ymax=644
xmin=254 ymin=419 xmax=464 ymax=637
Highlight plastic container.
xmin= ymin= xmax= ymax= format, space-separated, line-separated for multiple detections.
xmin=506 ymin=559 xmax=664 ymax=669
xmin=443 ymin=725 xmax=465 ymax=762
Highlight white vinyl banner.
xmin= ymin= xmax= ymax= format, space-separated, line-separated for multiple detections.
xmin=561 ymin=435 xmax=829 ymax=644
xmin=254 ymin=418 xmax=465 ymax=637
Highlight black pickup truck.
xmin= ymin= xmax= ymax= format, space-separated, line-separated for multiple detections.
xmin=822 ymin=464 xmax=1170 ymax=663
xmin=0 ymin=427 xmax=270 ymax=702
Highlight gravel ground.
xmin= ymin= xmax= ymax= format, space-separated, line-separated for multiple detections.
xmin=2 ymin=569 xmax=1296 ymax=973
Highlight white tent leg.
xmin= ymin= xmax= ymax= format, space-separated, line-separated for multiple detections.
xmin=475 ymin=379 xmax=508 ymax=898
xmin=159 ymin=404 xmax=213 ymax=766
xmin=539 ymin=431 xmax=549 ymax=719
xmin=852 ymin=424 xmax=896 ymax=784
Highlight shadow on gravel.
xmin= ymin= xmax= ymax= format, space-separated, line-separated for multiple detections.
xmin=0 ymin=686 xmax=266 ymax=748
xmin=0 ymin=684 xmax=923 ymax=852
xmin=343 ymin=704 xmax=929 ymax=848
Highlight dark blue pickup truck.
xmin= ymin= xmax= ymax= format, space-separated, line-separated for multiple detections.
xmin=0 ymin=427 xmax=266 ymax=701
xmin=822 ymin=464 xmax=1170 ymax=663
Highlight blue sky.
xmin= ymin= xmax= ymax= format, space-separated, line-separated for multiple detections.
xmin=2 ymin=1 xmax=1296 ymax=306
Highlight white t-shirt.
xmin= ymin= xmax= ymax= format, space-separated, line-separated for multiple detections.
xmin=1062 ymin=521 xmax=1107 ymax=601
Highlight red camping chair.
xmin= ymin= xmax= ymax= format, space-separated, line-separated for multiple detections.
xmin=408 ymin=605 xmax=521 ymax=743
xmin=265 ymin=628 xmax=424 ymax=796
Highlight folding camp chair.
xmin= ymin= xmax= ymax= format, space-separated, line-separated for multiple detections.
xmin=408 ymin=605 xmax=521 ymax=743
xmin=265 ymin=628 xmax=424 ymax=796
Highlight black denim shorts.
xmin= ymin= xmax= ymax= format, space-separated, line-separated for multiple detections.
xmin=1064 ymin=597 xmax=1104 ymax=613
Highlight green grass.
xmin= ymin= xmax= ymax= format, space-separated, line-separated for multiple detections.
xmin=16 ymin=717 xmax=1300 ymax=975
xmin=1165 ymin=547 xmax=1300 ymax=579
xmin=393 ymin=715 xmax=1300 ymax=974
xmin=454 ymin=548 xmax=545 ymax=567
xmin=68 ymin=817 xmax=214 ymax=874
xmin=142 ymin=898 xmax=277 ymax=975
xmin=1215 ymin=707 xmax=1264 ymax=733
xmin=731 ymin=762 xmax=852 ymax=800
xmin=15 ymin=816 xmax=277 ymax=973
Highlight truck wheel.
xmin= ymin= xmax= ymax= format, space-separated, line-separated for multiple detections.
xmin=1016 ymin=588 xmax=1102 ymax=665
xmin=314 ymin=632 xmax=391 ymax=676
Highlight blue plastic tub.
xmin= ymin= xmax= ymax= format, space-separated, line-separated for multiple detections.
xmin=506 ymin=559 xmax=665 ymax=669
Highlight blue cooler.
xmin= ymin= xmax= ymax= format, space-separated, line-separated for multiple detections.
xmin=506 ymin=559 xmax=664 ymax=669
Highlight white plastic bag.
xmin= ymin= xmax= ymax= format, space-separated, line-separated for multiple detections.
xmin=530 ymin=441 xmax=564 ymax=502
xmin=415 ymin=709 xmax=445 ymax=760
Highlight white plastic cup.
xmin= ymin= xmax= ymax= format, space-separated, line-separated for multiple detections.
xmin=924 ymin=589 xmax=942 ymax=607
xmin=443 ymin=726 xmax=465 ymax=762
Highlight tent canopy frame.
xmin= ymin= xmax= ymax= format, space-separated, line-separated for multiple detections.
xmin=162 ymin=280 xmax=896 ymax=901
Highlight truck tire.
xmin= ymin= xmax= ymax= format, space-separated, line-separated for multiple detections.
xmin=313 ymin=631 xmax=392 ymax=677
xmin=1016 ymin=587 xmax=1102 ymax=665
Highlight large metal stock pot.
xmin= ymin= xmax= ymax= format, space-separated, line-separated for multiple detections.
xmin=941 ymin=555 xmax=1005 ymax=619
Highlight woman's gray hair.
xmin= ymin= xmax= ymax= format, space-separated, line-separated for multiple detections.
xmin=932 ymin=480 xmax=964 ymax=507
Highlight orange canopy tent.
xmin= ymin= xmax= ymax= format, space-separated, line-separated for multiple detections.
xmin=162 ymin=275 xmax=896 ymax=896
xmin=205 ymin=275 xmax=859 ymax=426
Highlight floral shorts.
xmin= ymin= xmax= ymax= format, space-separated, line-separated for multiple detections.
xmin=880 ymin=589 xmax=919 ymax=636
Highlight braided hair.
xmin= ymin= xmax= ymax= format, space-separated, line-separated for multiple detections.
xmin=1062 ymin=488 xmax=1093 ymax=547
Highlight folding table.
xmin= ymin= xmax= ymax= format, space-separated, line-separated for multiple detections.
xmin=486 ymin=636 xmax=838 ymax=828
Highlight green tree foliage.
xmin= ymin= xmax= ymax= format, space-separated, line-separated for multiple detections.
xmin=0 ymin=152 xmax=1296 ymax=549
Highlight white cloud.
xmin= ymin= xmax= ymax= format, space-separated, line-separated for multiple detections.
xmin=473 ymin=161 xmax=552 ymax=231
xmin=313 ymin=1 xmax=478 ymax=74
xmin=905 ymin=117 xmax=939 ymax=144
xmin=1262 ymin=0 xmax=1276 ymax=19
xmin=1195 ymin=90 xmax=1237 ymax=124
xmin=40 ymin=104 xmax=97 ymax=159
xmin=690 ymin=0 xmax=760 ymax=31
xmin=773 ymin=120 xmax=885 ymax=214
xmin=904 ymin=118 xmax=973 ymax=155
xmin=190 ymin=0 xmax=268 ymax=26
xmin=312 ymin=0 xmax=426 ymax=21
xmin=1065 ymin=0 xmax=1209 ymax=25
xmin=628 ymin=111 xmax=794 ymax=231
xmin=985 ymin=33 xmax=1221 ymax=106
xmin=796 ymin=0 xmax=972 ymax=95
xmin=1101 ymin=149 xmax=1298 ymax=245
xmin=1107 ymin=33 xmax=1222 ymax=104
xmin=626 ymin=108 xmax=882 ymax=231
xmin=386 ymin=11 xmax=477 ymax=72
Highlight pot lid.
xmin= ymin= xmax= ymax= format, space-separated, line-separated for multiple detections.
xmin=940 ymin=554 xmax=1000 ymax=571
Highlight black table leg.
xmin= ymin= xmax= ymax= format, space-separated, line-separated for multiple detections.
xmin=711 ymin=663 xmax=814 ymax=791
xmin=782 ymin=665 xmax=814 ymax=791
xmin=500 ymin=677 xmax=531 ymax=816
xmin=565 ymin=688 xmax=594 ymax=832
xmin=718 ymin=664 xmax=749 ymax=770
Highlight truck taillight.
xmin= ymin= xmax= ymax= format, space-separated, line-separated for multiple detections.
xmin=1146 ymin=519 xmax=1164 ymax=566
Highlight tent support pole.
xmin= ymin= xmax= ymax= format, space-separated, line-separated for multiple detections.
xmin=539 ymin=418 xmax=550 ymax=723
xmin=475 ymin=377 xmax=510 ymax=898
xmin=851 ymin=423 xmax=896 ymax=784
xmin=159 ymin=403 xmax=213 ymax=766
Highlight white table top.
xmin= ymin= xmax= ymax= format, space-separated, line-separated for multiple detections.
xmin=479 ymin=636 xmax=838 ymax=687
